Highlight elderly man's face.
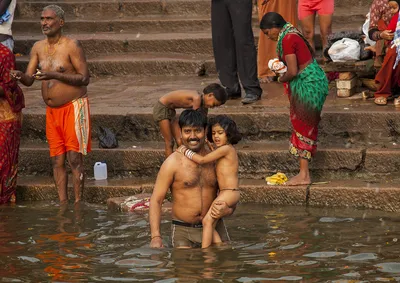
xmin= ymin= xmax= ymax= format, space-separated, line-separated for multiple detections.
xmin=41 ymin=9 xmax=64 ymax=36
xmin=181 ymin=126 xmax=205 ymax=152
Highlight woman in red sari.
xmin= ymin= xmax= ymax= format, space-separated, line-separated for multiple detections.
xmin=373 ymin=0 xmax=400 ymax=106
xmin=260 ymin=12 xmax=328 ymax=185
xmin=0 ymin=43 xmax=24 ymax=204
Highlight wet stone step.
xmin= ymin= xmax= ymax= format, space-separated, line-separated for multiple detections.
xmin=16 ymin=176 xmax=400 ymax=212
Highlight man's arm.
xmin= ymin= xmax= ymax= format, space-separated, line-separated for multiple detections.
xmin=149 ymin=157 xmax=175 ymax=248
xmin=177 ymin=145 xmax=230 ymax=165
xmin=0 ymin=0 xmax=11 ymax=17
xmin=35 ymin=40 xmax=90 ymax=86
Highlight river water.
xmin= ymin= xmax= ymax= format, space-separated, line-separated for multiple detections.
xmin=0 ymin=202 xmax=399 ymax=282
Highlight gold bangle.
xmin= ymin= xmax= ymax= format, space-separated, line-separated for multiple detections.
xmin=151 ymin=235 xmax=161 ymax=239
xmin=277 ymin=77 xmax=281 ymax=83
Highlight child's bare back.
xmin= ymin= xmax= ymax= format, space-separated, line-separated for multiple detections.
xmin=159 ymin=90 xmax=201 ymax=110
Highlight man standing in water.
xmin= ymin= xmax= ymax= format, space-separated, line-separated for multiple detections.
xmin=11 ymin=5 xmax=91 ymax=203
xmin=149 ymin=110 xmax=233 ymax=248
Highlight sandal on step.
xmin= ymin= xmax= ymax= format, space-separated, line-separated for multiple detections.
xmin=374 ymin=96 xmax=388 ymax=105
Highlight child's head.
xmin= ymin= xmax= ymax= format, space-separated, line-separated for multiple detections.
xmin=207 ymin=115 xmax=242 ymax=147
xmin=202 ymin=83 xmax=228 ymax=108
xmin=389 ymin=0 xmax=400 ymax=15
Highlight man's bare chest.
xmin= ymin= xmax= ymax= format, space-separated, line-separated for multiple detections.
xmin=38 ymin=52 xmax=73 ymax=73
xmin=174 ymin=163 xmax=217 ymax=189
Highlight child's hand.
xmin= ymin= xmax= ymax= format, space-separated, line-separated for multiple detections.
xmin=176 ymin=145 xmax=187 ymax=154
xmin=205 ymin=139 xmax=214 ymax=151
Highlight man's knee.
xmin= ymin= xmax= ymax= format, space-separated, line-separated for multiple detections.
xmin=67 ymin=151 xmax=83 ymax=170
xmin=51 ymin=155 xmax=65 ymax=169
xmin=302 ymin=29 xmax=314 ymax=39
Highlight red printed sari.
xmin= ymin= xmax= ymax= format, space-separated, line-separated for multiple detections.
xmin=0 ymin=44 xmax=24 ymax=204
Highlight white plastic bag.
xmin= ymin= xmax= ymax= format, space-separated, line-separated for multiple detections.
xmin=328 ymin=38 xmax=360 ymax=62
xmin=363 ymin=13 xmax=376 ymax=46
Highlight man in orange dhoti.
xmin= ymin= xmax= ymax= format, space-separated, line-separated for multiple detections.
xmin=257 ymin=0 xmax=297 ymax=83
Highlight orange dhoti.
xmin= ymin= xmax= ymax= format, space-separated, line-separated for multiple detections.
xmin=257 ymin=0 xmax=297 ymax=79
xmin=46 ymin=97 xmax=91 ymax=157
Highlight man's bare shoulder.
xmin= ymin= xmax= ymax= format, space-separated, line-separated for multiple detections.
xmin=64 ymin=37 xmax=83 ymax=50
xmin=161 ymin=152 xmax=183 ymax=170
xmin=31 ymin=40 xmax=46 ymax=52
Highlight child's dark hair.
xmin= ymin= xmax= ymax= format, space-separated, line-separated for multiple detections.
xmin=203 ymin=83 xmax=228 ymax=105
xmin=179 ymin=109 xmax=208 ymax=129
xmin=207 ymin=115 xmax=242 ymax=145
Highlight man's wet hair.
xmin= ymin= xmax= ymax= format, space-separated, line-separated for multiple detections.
xmin=179 ymin=109 xmax=208 ymax=129
xmin=43 ymin=5 xmax=65 ymax=21
xmin=207 ymin=115 xmax=242 ymax=145
xmin=203 ymin=83 xmax=228 ymax=105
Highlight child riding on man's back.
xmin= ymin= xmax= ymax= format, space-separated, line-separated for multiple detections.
xmin=153 ymin=83 xmax=228 ymax=157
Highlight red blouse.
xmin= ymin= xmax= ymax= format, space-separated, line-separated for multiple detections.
xmin=387 ymin=12 xmax=399 ymax=33
xmin=281 ymin=33 xmax=313 ymax=66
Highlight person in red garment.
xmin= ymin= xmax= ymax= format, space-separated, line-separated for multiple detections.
xmin=373 ymin=0 xmax=400 ymax=106
xmin=0 ymin=43 xmax=24 ymax=204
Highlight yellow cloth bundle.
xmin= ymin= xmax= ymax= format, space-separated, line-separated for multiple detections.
xmin=265 ymin=172 xmax=288 ymax=185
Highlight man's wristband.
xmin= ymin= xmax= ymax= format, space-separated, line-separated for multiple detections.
xmin=151 ymin=235 xmax=161 ymax=240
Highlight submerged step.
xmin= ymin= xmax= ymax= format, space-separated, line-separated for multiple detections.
xmin=16 ymin=176 xmax=400 ymax=212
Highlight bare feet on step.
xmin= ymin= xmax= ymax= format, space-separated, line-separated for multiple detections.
xmin=285 ymin=173 xmax=311 ymax=186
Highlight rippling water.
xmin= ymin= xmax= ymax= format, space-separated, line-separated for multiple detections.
xmin=0 ymin=202 xmax=400 ymax=282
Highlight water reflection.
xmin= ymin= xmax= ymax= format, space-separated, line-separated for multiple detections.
xmin=0 ymin=203 xmax=399 ymax=281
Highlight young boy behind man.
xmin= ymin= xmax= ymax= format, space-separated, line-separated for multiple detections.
xmin=153 ymin=83 xmax=228 ymax=157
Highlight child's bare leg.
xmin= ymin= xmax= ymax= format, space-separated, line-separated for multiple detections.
xmin=202 ymin=211 xmax=220 ymax=248
xmin=171 ymin=118 xmax=182 ymax=146
xmin=159 ymin=119 xmax=174 ymax=157
xmin=202 ymin=191 xmax=240 ymax=248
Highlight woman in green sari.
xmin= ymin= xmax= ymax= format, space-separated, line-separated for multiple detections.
xmin=260 ymin=12 xmax=328 ymax=185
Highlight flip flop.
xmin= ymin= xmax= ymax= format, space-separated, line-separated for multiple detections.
xmin=374 ymin=96 xmax=387 ymax=106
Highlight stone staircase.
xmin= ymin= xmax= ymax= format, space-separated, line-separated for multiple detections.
xmin=13 ymin=0 xmax=400 ymax=211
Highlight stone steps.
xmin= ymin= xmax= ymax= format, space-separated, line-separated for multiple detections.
xmin=15 ymin=0 xmax=370 ymax=20
xmin=17 ymin=140 xmax=400 ymax=180
xmin=13 ymin=6 xmax=366 ymax=34
xmin=16 ymin=176 xmax=400 ymax=212
xmin=16 ymin=53 xmax=215 ymax=76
